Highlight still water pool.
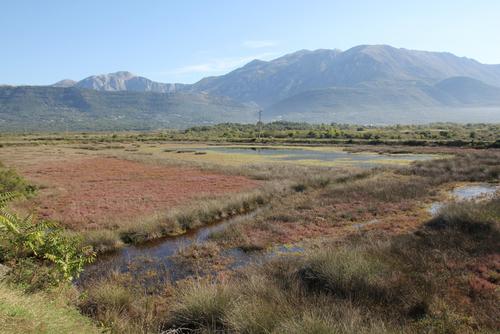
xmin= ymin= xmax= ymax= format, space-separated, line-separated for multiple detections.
xmin=195 ymin=146 xmax=437 ymax=167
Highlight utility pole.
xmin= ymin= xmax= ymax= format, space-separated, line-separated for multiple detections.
xmin=257 ymin=110 xmax=263 ymax=141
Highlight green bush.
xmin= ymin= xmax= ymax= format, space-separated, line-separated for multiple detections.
xmin=0 ymin=162 xmax=35 ymax=195
xmin=0 ymin=193 xmax=95 ymax=285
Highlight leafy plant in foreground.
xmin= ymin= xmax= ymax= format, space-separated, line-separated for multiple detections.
xmin=0 ymin=192 xmax=95 ymax=282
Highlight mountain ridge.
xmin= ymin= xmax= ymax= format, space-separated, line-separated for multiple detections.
xmin=2 ymin=45 xmax=500 ymax=129
xmin=188 ymin=45 xmax=500 ymax=107
xmin=74 ymin=71 xmax=186 ymax=93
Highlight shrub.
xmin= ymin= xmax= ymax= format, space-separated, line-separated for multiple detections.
xmin=0 ymin=193 xmax=95 ymax=284
xmin=292 ymin=183 xmax=307 ymax=192
xmin=0 ymin=162 xmax=35 ymax=195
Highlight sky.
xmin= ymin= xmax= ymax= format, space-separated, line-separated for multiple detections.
xmin=2 ymin=1 xmax=500 ymax=85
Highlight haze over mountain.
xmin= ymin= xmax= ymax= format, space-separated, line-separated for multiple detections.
xmin=2 ymin=45 xmax=500 ymax=130
xmin=265 ymin=77 xmax=500 ymax=124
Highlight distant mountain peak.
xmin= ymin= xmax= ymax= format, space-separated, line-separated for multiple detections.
xmin=75 ymin=71 xmax=184 ymax=93
xmin=245 ymin=59 xmax=268 ymax=67
xmin=190 ymin=45 xmax=500 ymax=107
xmin=81 ymin=71 xmax=136 ymax=81
xmin=51 ymin=79 xmax=76 ymax=87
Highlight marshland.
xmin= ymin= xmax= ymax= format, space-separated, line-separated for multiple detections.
xmin=0 ymin=123 xmax=499 ymax=333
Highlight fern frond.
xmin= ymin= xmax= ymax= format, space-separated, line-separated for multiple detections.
xmin=0 ymin=214 xmax=20 ymax=234
xmin=0 ymin=192 xmax=18 ymax=208
xmin=21 ymin=213 xmax=34 ymax=228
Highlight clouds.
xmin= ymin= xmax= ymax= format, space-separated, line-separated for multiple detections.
xmin=241 ymin=40 xmax=278 ymax=49
xmin=170 ymin=52 xmax=277 ymax=75
xmin=154 ymin=40 xmax=280 ymax=82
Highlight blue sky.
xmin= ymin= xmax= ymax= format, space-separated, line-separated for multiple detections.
xmin=2 ymin=1 xmax=500 ymax=85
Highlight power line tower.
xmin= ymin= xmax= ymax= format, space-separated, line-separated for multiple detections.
xmin=257 ymin=110 xmax=263 ymax=141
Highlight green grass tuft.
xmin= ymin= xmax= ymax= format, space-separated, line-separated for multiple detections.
xmin=0 ymin=283 xmax=100 ymax=334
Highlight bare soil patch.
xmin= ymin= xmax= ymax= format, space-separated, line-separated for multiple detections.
xmin=17 ymin=157 xmax=260 ymax=229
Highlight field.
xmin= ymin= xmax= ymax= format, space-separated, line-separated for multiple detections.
xmin=5 ymin=154 xmax=259 ymax=230
xmin=0 ymin=124 xmax=499 ymax=334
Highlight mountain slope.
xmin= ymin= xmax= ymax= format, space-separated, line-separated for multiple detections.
xmin=52 ymin=79 xmax=77 ymax=88
xmin=190 ymin=49 xmax=344 ymax=106
xmin=266 ymin=79 xmax=500 ymax=124
xmin=189 ymin=45 xmax=500 ymax=107
xmin=75 ymin=71 xmax=185 ymax=93
xmin=433 ymin=76 xmax=500 ymax=105
xmin=0 ymin=86 xmax=257 ymax=131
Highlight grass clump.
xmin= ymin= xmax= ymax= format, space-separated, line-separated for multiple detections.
xmin=80 ymin=229 xmax=125 ymax=254
xmin=429 ymin=198 xmax=499 ymax=233
xmin=79 ymin=272 xmax=167 ymax=333
xmin=327 ymin=173 xmax=431 ymax=203
xmin=85 ymin=280 xmax=134 ymax=315
xmin=273 ymin=311 xmax=394 ymax=334
xmin=404 ymin=151 xmax=500 ymax=183
xmin=165 ymin=281 xmax=233 ymax=332
xmin=298 ymin=247 xmax=388 ymax=300
xmin=208 ymin=223 xmax=245 ymax=243
xmin=0 ymin=283 xmax=100 ymax=334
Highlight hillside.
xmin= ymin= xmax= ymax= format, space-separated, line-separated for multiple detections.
xmin=266 ymin=78 xmax=500 ymax=123
xmin=434 ymin=76 xmax=500 ymax=105
xmin=0 ymin=86 xmax=257 ymax=131
xmin=189 ymin=45 xmax=500 ymax=107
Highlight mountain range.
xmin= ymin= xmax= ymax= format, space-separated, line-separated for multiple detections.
xmin=1 ymin=45 xmax=500 ymax=130
xmin=66 ymin=71 xmax=186 ymax=93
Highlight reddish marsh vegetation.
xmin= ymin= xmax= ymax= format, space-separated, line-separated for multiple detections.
xmin=17 ymin=157 xmax=261 ymax=229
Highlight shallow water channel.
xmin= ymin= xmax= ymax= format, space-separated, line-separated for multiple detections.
xmin=78 ymin=216 xmax=242 ymax=288
xmin=77 ymin=210 xmax=303 ymax=289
